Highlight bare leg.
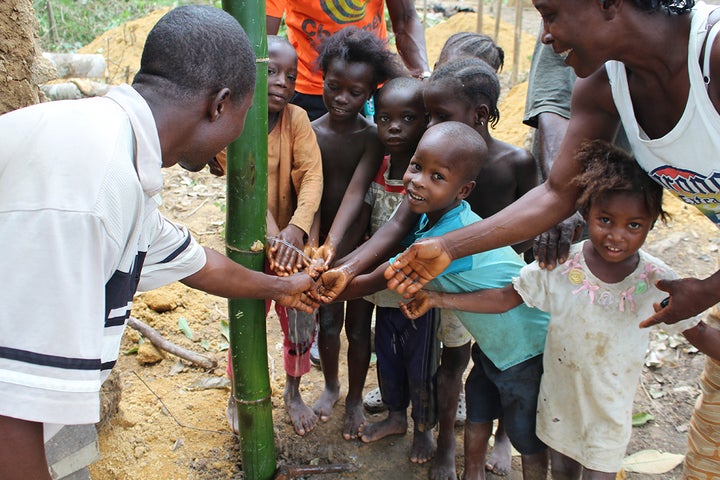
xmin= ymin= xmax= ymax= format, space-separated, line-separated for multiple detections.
xmin=283 ymin=373 xmax=318 ymax=436
xmin=463 ymin=420 xmax=493 ymax=480
xmin=343 ymin=299 xmax=373 ymax=439
xmin=485 ymin=419 xmax=512 ymax=475
xmin=359 ymin=410 xmax=408 ymax=443
xmin=0 ymin=415 xmax=51 ymax=480
xmin=520 ymin=449 xmax=549 ymax=480
xmin=313 ymin=302 xmax=343 ymax=421
xmin=550 ymin=449 xmax=582 ymax=480
xmin=410 ymin=426 xmax=436 ymax=464
xmin=431 ymin=343 xmax=471 ymax=480
xmin=582 ymin=469 xmax=616 ymax=480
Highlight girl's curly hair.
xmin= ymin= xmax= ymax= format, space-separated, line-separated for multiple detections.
xmin=315 ymin=26 xmax=403 ymax=92
xmin=573 ymin=140 xmax=667 ymax=223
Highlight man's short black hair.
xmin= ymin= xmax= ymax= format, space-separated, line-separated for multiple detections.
xmin=135 ymin=5 xmax=255 ymax=104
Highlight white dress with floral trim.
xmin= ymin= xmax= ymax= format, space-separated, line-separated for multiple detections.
xmin=512 ymin=241 xmax=700 ymax=472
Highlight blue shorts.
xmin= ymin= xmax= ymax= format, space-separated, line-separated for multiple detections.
xmin=465 ymin=343 xmax=546 ymax=455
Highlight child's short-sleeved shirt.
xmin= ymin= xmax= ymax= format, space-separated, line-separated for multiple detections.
xmin=266 ymin=0 xmax=388 ymax=96
xmin=392 ymin=201 xmax=550 ymax=370
xmin=513 ymin=241 xmax=700 ymax=472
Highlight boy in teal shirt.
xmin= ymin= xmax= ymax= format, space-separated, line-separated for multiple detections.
xmin=333 ymin=121 xmax=549 ymax=480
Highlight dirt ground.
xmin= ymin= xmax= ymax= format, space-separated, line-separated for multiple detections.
xmin=58 ymin=4 xmax=720 ymax=480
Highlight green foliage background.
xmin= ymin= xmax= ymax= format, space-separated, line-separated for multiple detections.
xmin=32 ymin=0 xmax=219 ymax=52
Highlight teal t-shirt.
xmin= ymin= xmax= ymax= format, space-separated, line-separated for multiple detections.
xmin=392 ymin=201 xmax=549 ymax=370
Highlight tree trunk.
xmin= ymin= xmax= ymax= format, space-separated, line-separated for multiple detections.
xmin=222 ymin=1 xmax=274 ymax=479
xmin=0 ymin=0 xmax=57 ymax=114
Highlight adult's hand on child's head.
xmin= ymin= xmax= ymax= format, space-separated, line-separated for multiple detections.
xmin=640 ymin=277 xmax=717 ymax=328
xmin=274 ymin=273 xmax=319 ymax=312
xmin=534 ymin=212 xmax=585 ymax=270
xmin=399 ymin=290 xmax=435 ymax=319
xmin=269 ymin=225 xmax=307 ymax=275
xmin=317 ymin=266 xmax=354 ymax=303
xmin=384 ymin=238 xmax=451 ymax=295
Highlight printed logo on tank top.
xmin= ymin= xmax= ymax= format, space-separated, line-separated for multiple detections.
xmin=300 ymin=4 xmax=383 ymax=51
xmin=650 ymin=165 xmax=720 ymax=225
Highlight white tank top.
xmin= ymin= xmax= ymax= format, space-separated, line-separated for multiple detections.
xmin=606 ymin=2 xmax=720 ymax=226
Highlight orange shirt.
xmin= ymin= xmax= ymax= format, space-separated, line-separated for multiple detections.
xmin=267 ymin=0 xmax=388 ymax=95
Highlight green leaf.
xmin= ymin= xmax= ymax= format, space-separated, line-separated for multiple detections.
xmin=632 ymin=412 xmax=655 ymax=427
xmin=124 ymin=347 xmax=138 ymax=355
xmin=220 ymin=318 xmax=230 ymax=343
xmin=200 ymin=339 xmax=211 ymax=351
xmin=218 ymin=342 xmax=229 ymax=352
xmin=178 ymin=317 xmax=194 ymax=340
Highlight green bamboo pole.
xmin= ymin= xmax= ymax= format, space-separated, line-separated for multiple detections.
xmin=222 ymin=1 xmax=274 ymax=479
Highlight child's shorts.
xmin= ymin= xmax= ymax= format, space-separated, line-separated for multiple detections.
xmin=465 ymin=343 xmax=546 ymax=455
xmin=437 ymin=310 xmax=472 ymax=348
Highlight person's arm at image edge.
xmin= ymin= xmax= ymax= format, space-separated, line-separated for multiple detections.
xmin=386 ymin=72 xmax=621 ymax=293
xmin=386 ymin=0 xmax=430 ymax=76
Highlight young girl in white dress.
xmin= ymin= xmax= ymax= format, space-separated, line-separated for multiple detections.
xmin=400 ymin=139 xmax=720 ymax=479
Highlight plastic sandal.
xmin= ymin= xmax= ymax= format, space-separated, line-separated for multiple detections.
xmin=455 ymin=392 xmax=467 ymax=426
xmin=363 ymin=387 xmax=387 ymax=413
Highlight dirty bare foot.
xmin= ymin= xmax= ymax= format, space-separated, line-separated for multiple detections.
xmin=359 ymin=411 xmax=407 ymax=443
xmin=312 ymin=383 xmax=340 ymax=422
xmin=431 ymin=434 xmax=457 ymax=480
xmin=410 ymin=429 xmax=436 ymax=464
xmin=485 ymin=427 xmax=512 ymax=475
xmin=283 ymin=378 xmax=318 ymax=436
xmin=343 ymin=399 xmax=366 ymax=440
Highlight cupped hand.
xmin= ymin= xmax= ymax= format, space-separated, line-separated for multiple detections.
xmin=534 ymin=212 xmax=585 ymax=270
xmin=311 ymin=244 xmax=336 ymax=271
xmin=384 ymin=238 xmax=451 ymax=295
xmin=398 ymin=290 xmax=435 ymax=319
xmin=268 ymin=225 xmax=307 ymax=276
xmin=274 ymin=273 xmax=320 ymax=312
xmin=317 ymin=266 xmax=353 ymax=303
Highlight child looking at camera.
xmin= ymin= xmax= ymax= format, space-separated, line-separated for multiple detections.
xmin=402 ymin=140 xmax=720 ymax=480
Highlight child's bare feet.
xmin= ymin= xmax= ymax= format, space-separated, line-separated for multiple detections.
xmin=410 ymin=429 xmax=436 ymax=464
xmin=342 ymin=399 xmax=366 ymax=440
xmin=485 ymin=428 xmax=512 ymax=475
xmin=359 ymin=411 xmax=407 ymax=443
xmin=283 ymin=380 xmax=318 ymax=436
xmin=430 ymin=434 xmax=457 ymax=480
xmin=312 ymin=383 xmax=340 ymax=422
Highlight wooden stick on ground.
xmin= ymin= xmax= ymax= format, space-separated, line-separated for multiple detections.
xmin=127 ymin=317 xmax=218 ymax=370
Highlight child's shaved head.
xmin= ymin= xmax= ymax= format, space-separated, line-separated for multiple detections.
xmin=375 ymin=76 xmax=424 ymax=111
xmin=420 ymin=121 xmax=487 ymax=181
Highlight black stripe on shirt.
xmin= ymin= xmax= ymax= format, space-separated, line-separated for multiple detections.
xmin=159 ymin=233 xmax=192 ymax=264
xmin=0 ymin=346 xmax=100 ymax=370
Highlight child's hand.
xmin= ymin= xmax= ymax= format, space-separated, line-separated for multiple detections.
xmin=317 ymin=266 xmax=353 ymax=303
xmin=311 ymin=244 xmax=336 ymax=271
xmin=399 ymin=290 xmax=437 ymax=319
xmin=268 ymin=225 xmax=307 ymax=276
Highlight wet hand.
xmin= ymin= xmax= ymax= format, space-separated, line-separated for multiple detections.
xmin=384 ymin=238 xmax=451 ymax=295
xmin=399 ymin=290 xmax=435 ymax=319
xmin=268 ymin=226 xmax=307 ymax=276
xmin=317 ymin=266 xmax=353 ymax=303
xmin=274 ymin=273 xmax=320 ymax=312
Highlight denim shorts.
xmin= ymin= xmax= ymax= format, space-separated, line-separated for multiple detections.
xmin=465 ymin=343 xmax=546 ymax=455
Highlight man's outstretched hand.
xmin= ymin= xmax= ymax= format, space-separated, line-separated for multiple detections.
xmin=640 ymin=277 xmax=718 ymax=328
xmin=384 ymin=237 xmax=452 ymax=295
xmin=274 ymin=273 xmax=320 ymax=313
